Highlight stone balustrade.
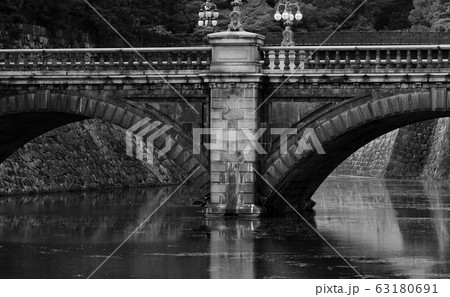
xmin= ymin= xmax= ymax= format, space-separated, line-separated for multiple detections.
xmin=260 ymin=45 xmax=450 ymax=72
xmin=0 ymin=47 xmax=212 ymax=71
xmin=4 ymin=45 xmax=450 ymax=74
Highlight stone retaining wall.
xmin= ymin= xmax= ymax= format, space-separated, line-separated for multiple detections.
xmin=335 ymin=120 xmax=441 ymax=180
xmin=0 ymin=119 xmax=185 ymax=195
xmin=422 ymin=118 xmax=450 ymax=180
xmin=334 ymin=130 xmax=398 ymax=177
xmin=385 ymin=120 xmax=435 ymax=179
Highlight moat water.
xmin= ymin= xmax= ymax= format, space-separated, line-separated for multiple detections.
xmin=0 ymin=176 xmax=449 ymax=279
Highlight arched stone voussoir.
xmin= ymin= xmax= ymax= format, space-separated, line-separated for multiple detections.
xmin=0 ymin=92 xmax=210 ymax=188
xmin=260 ymin=90 xmax=450 ymax=214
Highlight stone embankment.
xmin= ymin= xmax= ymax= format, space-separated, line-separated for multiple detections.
xmin=335 ymin=119 xmax=450 ymax=181
xmin=0 ymin=120 xmax=185 ymax=195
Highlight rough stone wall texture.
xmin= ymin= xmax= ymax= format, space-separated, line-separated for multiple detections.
xmin=385 ymin=120 xmax=435 ymax=179
xmin=335 ymin=120 xmax=437 ymax=180
xmin=0 ymin=119 xmax=185 ymax=195
xmin=334 ymin=130 xmax=398 ymax=177
xmin=422 ymin=118 xmax=450 ymax=180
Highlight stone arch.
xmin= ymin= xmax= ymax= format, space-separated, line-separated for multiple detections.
xmin=260 ymin=90 xmax=449 ymax=214
xmin=0 ymin=92 xmax=209 ymax=191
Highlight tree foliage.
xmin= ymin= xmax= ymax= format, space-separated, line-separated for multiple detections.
xmin=0 ymin=0 xmax=436 ymax=47
xmin=409 ymin=0 xmax=450 ymax=31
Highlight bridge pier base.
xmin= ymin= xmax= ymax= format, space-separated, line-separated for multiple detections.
xmin=203 ymin=31 xmax=265 ymax=217
xmin=203 ymin=76 xmax=264 ymax=217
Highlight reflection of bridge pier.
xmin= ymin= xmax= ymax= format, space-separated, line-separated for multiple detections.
xmin=206 ymin=218 xmax=259 ymax=279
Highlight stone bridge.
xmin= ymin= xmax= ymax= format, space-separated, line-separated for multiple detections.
xmin=2 ymin=31 xmax=450 ymax=216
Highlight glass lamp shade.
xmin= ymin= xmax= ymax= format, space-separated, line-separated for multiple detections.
xmin=212 ymin=19 xmax=218 ymax=26
xmin=274 ymin=12 xmax=282 ymax=21
xmin=198 ymin=11 xmax=205 ymax=18
xmin=295 ymin=12 xmax=303 ymax=21
xmin=289 ymin=13 xmax=294 ymax=21
xmin=198 ymin=20 xmax=204 ymax=26
xmin=282 ymin=11 xmax=289 ymax=20
xmin=213 ymin=11 xmax=219 ymax=18
xmin=205 ymin=19 xmax=209 ymax=26
xmin=205 ymin=10 xmax=212 ymax=18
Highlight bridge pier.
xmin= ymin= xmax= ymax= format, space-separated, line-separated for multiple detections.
xmin=203 ymin=31 xmax=265 ymax=217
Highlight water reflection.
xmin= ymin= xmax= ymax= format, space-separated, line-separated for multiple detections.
xmin=207 ymin=219 xmax=259 ymax=279
xmin=314 ymin=177 xmax=450 ymax=278
xmin=0 ymin=177 xmax=449 ymax=278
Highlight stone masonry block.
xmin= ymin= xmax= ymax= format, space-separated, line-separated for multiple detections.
xmin=35 ymin=92 xmax=49 ymax=110
xmin=226 ymin=98 xmax=239 ymax=109
xmin=223 ymin=109 xmax=244 ymax=120
xmin=431 ymin=90 xmax=446 ymax=110
xmin=239 ymin=99 xmax=256 ymax=109
xmin=419 ymin=92 xmax=431 ymax=110
xmin=238 ymin=120 xmax=257 ymax=130
xmin=399 ymin=95 xmax=411 ymax=112
xmin=349 ymin=107 xmax=362 ymax=126
xmin=410 ymin=93 xmax=421 ymax=110
xmin=244 ymin=88 xmax=256 ymax=98
xmin=212 ymin=99 xmax=227 ymax=109
xmin=211 ymin=120 xmax=227 ymax=129
xmin=244 ymin=110 xmax=256 ymax=120
xmin=358 ymin=104 xmax=372 ymax=122
xmin=340 ymin=111 xmax=352 ymax=130
xmin=211 ymin=110 xmax=222 ymax=119
xmin=211 ymin=89 xmax=221 ymax=98
xmin=273 ymin=158 xmax=289 ymax=174
xmin=211 ymin=172 xmax=221 ymax=183
xmin=220 ymin=152 xmax=244 ymax=162
xmin=314 ymin=126 xmax=329 ymax=144
xmin=210 ymin=193 xmax=222 ymax=204
xmin=211 ymin=151 xmax=222 ymax=161
xmin=211 ymin=163 xmax=227 ymax=172
xmin=369 ymin=101 xmax=382 ymax=118
xmin=241 ymin=194 xmax=255 ymax=204
xmin=379 ymin=98 xmax=391 ymax=116
xmin=238 ymin=163 xmax=254 ymax=172
xmin=240 ymin=172 xmax=255 ymax=183
xmin=387 ymin=96 xmax=400 ymax=114
xmin=211 ymin=183 xmax=227 ymax=193
xmin=238 ymin=184 xmax=255 ymax=194
xmin=169 ymin=144 xmax=184 ymax=160
xmin=322 ymin=121 xmax=336 ymax=138
xmin=243 ymin=152 xmax=257 ymax=162
xmin=331 ymin=115 xmax=345 ymax=134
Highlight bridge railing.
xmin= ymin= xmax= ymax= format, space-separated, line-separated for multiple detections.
xmin=0 ymin=47 xmax=212 ymax=72
xmin=260 ymin=45 xmax=450 ymax=73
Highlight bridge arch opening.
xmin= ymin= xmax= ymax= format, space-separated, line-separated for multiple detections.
xmin=0 ymin=92 xmax=209 ymax=195
xmin=260 ymin=91 xmax=450 ymax=214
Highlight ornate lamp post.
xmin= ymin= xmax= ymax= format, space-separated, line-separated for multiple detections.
xmin=228 ymin=0 xmax=244 ymax=31
xmin=274 ymin=0 xmax=303 ymax=46
xmin=198 ymin=0 xmax=219 ymax=28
